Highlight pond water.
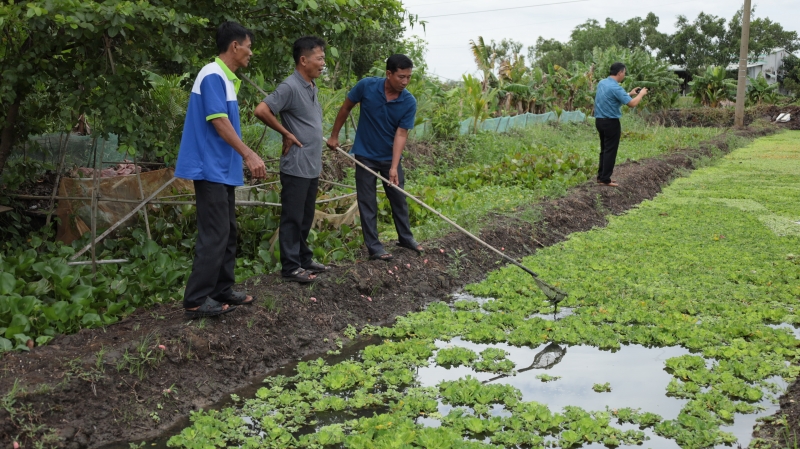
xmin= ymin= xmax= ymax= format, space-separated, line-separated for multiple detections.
xmin=417 ymin=339 xmax=786 ymax=449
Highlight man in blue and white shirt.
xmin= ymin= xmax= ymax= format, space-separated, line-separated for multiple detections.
xmin=593 ymin=62 xmax=648 ymax=187
xmin=175 ymin=21 xmax=266 ymax=318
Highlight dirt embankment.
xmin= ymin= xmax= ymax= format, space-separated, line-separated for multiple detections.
xmin=0 ymin=125 xmax=781 ymax=448
xmin=649 ymin=105 xmax=800 ymax=130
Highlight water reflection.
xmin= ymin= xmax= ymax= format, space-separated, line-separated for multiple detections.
xmin=418 ymin=340 xmax=784 ymax=449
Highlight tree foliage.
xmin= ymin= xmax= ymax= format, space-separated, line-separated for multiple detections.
xmin=779 ymin=54 xmax=800 ymax=99
xmin=0 ymin=0 xmax=410 ymax=175
xmin=530 ymin=8 xmax=799 ymax=75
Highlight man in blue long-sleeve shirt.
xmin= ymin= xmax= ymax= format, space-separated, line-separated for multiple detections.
xmin=594 ymin=62 xmax=648 ymax=187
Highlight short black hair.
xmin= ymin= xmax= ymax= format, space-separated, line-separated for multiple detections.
xmin=386 ymin=54 xmax=414 ymax=73
xmin=609 ymin=62 xmax=627 ymax=76
xmin=216 ymin=21 xmax=254 ymax=55
xmin=293 ymin=36 xmax=326 ymax=64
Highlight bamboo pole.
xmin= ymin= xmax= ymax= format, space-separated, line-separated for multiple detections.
xmin=45 ymin=132 xmax=71 ymax=226
xmin=67 ymin=259 xmax=128 ymax=266
xmin=132 ymin=153 xmax=152 ymax=240
xmin=90 ymin=138 xmax=101 ymax=277
xmin=70 ymin=177 xmax=177 ymax=261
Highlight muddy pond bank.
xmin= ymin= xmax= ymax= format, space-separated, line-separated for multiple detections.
xmin=0 ymin=125 xmax=782 ymax=448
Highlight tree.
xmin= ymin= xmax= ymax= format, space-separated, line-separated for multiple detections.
xmin=726 ymin=7 xmax=799 ymax=62
xmin=529 ymin=37 xmax=574 ymax=71
xmin=660 ymin=13 xmax=731 ymax=74
xmin=780 ymin=54 xmax=800 ymax=99
xmin=0 ymin=0 xmax=410 ymax=176
xmin=469 ymin=36 xmax=498 ymax=91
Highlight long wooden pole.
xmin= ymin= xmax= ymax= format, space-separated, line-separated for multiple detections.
xmin=45 ymin=132 xmax=71 ymax=226
xmin=333 ymin=146 xmax=566 ymax=303
xmin=734 ymin=0 xmax=752 ymax=128
xmin=70 ymin=177 xmax=177 ymax=260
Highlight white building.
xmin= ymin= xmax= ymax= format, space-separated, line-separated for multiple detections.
xmin=725 ymin=49 xmax=795 ymax=87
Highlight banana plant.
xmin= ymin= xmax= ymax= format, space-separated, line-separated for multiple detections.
xmin=746 ymin=73 xmax=778 ymax=105
xmin=688 ymin=66 xmax=735 ymax=108
xmin=462 ymin=74 xmax=498 ymax=133
xmin=469 ymin=36 xmax=498 ymax=91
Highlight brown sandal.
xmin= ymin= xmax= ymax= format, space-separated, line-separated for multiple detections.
xmin=282 ymin=268 xmax=317 ymax=283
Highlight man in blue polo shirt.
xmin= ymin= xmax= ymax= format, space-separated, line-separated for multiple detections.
xmin=327 ymin=54 xmax=421 ymax=261
xmin=594 ymin=62 xmax=648 ymax=187
xmin=175 ymin=22 xmax=266 ymax=318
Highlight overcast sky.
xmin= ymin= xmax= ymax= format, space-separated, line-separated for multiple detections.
xmin=402 ymin=0 xmax=800 ymax=81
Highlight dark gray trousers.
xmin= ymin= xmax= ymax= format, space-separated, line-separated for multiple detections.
xmin=595 ymin=118 xmax=622 ymax=183
xmin=355 ymin=156 xmax=415 ymax=256
xmin=183 ymin=180 xmax=236 ymax=309
xmin=279 ymin=172 xmax=318 ymax=275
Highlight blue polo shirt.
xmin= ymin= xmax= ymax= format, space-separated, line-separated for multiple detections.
xmin=348 ymin=77 xmax=416 ymax=161
xmin=175 ymin=58 xmax=244 ymax=186
xmin=594 ymin=77 xmax=633 ymax=119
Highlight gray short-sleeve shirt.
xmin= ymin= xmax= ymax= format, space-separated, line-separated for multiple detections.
xmin=263 ymin=70 xmax=323 ymax=178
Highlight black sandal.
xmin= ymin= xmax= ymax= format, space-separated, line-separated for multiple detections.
xmin=396 ymin=240 xmax=424 ymax=254
xmin=369 ymin=252 xmax=393 ymax=261
xmin=185 ymin=297 xmax=236 ymax=319
xmin=216 ymin=291 xmax=255 ymax=306
xmin=304 ymin=261 xmax=329 ymax=274
xmin=282 ymin=268 xmax=317 ymax=284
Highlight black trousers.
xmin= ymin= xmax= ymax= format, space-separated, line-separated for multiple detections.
xmin=279 ymin=172 xmax=318 ymax=275
xmin=355 ymin=156 xmax=415 ymax=256
xmin=595 ymin=118 xmax=622 ymax=183
xmin=184 ymin=180 xmax=237 ymax=309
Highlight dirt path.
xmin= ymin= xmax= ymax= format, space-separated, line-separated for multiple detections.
xmin=0 ymin=126 xmax=779 ymax=448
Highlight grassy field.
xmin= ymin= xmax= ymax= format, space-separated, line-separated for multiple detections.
xmin=380 ymin=115 xmax=724 ymax=241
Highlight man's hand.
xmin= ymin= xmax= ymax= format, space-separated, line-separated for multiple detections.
xmin=326 ymin=136 xmax=339 ymax=151
xmin=245 ymin=152 xmax=266 ymax=179
xmin=282 ymin=133 xmax=303 ymax=156
xmin=388 ymin=167 xmax=399 ymax=186
xmin=630 ymin=87 xmax=648 ymax=96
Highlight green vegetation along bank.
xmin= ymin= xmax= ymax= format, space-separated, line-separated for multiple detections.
xmin=0 ymin=118 xmax=722 ymax=351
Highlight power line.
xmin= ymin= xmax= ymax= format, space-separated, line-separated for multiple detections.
xmin=420 ymin=0 xmax=592 ymax=19
xmin=404 ymin=0 xmax=486 ymax=8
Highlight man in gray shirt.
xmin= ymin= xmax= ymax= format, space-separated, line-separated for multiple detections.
xmin=254 ymin=36 xmax=327 ymax=283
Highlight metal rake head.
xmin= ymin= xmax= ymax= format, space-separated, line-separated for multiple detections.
xmin=534 ymin=277 xmax=568 ymax=304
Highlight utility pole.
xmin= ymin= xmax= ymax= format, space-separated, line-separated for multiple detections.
xmin=734 ymin=0 xmax=751 ymax=128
